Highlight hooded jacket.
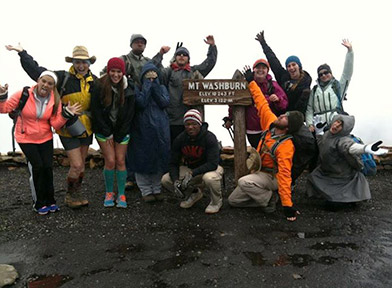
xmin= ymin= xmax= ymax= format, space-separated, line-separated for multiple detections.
xmin=128 ymin=62 xmax=170 ymax=174
xmin=0 ymin=86 xmax=67 ymax=144
xmin=154 ymin=45 xmax=218 ymax=125
xmin=307 ymin=114 xmax=371 ymax=202
xmin=169 ymin=123 xmax=220 ymax=181
xmin=259 ymin=40 xmax=311 ymax=114
xmin=17 ymin=50 xmax=97 ymax=138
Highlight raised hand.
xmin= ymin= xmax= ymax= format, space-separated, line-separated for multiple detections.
xmin=242 ymin=65 xmax=254 ymax=83
xmin=204 ymin=35 xmax=215 ymax=46
xmin=341 ymin=39 xmax=352 ymax=51
xmin=255 ymin=31 xmax=265 ymax=44
xmin=159 ymin=46 xmax=171 ymax=55
xmin=5 ymin=43 xmax=24 ymax=53
xmin=0 ymin=83 xmax=8 ymax=94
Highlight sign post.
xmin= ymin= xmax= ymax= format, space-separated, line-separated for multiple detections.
xmin=183 ymin=79 xmax=252 ymax=182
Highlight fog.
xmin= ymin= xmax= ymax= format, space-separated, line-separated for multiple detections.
xmin=1 ymin=0 xmax=391 ymax=153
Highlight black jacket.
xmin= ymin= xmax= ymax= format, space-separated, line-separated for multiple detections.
xmin=260 ymin=40 xmax=312 ymax=115
xmin=169 ymin=123 xmax=220 ymax=181
xmin=90 ymin=79 xmax=135 ymax=143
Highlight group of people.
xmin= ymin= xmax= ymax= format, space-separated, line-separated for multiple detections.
xmin=0 ymin=31 xmax=388 ymax=221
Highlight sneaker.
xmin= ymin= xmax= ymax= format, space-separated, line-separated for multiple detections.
xmin=116 ymin=195 xmax=127 ymax=208
xmin=104 ymin=192 xmax=115 ymax=207
xmin=142 ymin=194 xmax=156 ymax=203
xmin=205 ymin=199 xmax=223 ymax=214
xmin=37 ymin=206 xmax=50 ymax=215
xmin=154 ymin=193 xmax=165 ymax=201
xmin=180 ymin=189 xmax=203 ymax=209
xmin=49 ymin=204 xmax=60 ymax=213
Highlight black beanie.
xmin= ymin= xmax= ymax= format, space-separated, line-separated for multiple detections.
xmin=287 ymin=111 xmax=304 ymax=134
xmin=317 ymin=64 xmax=332 ymax=74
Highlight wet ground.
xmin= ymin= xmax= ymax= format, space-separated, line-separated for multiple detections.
xmin=1 ymin=165 xmax=392 ymax=287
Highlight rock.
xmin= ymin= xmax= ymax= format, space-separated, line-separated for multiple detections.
xmin=0 ymin=264 xmax=18 ymax=287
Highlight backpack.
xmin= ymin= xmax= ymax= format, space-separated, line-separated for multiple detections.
xmin=350 ymin=135 xmax=377 ymax=176
xmin=312 ymin=79 xmax=344 ymax=113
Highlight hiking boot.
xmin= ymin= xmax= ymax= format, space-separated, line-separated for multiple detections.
xmin=142 ymin=194 xmax=156 ymax=203
xmin=49 ymin=204 xmax=60 ymax=213
xmin=154 ymin=193 xmax=165 ymax=202
xmin=180 ymin=189 xmax=203 ymax=209
xmin=64 ymin=192 xmax=83 ymax=209
xmin=262 ymin=192 xmax=278 ymax=214
xmin=116 ymin=195 xmax=127 ymax=208
xmin=75 ymin=191 xmax=89 ymax=206
xmin=37 ymin=206 xmax=50 ymax=215
xmin=205 ymin=199 xmax=223 ymax=214
xmin=104 ymin=192 xmax=115 ymax=207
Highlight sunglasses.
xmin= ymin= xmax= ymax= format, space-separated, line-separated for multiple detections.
xmin=318 ymin=71 xmax=330 ymax=77
xmin=176 ymin=53 xmax=189 ymax=57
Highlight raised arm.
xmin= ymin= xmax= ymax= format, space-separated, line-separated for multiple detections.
xmin=191 ymin=35 xmax=218 ymax=77
xmin=339 ymin=39 xmax=354 ymax=100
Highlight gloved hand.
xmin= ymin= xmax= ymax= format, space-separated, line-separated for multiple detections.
xmin=181 ymin=172 xmax=193 ymax=191
xmin=242 ymin=66 xmax=254 ymax=83
xmin=176 ymin=42 xmax=183 ymax=51
xmin=255 ymin=31 xmax=266 ymax=44
xmin=173 ymin=180 xmax=184 ymax=198
xmin=283 ymin=206 xmax=299 ymax=221
xmin=365 ymin=140 xmax=389 ymax=156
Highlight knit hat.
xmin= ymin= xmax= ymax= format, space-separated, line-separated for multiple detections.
xmin=253 ymin=59 xmax=270 ymax=71
xmin=317 ymin=63 xmax=332 ymax=74
xmin=175 ymin=47 xmax=190 ymax=59
xmin=183 ymin=109 xmax=202 ymax=126
xmin=286 ymin=111 xmax=304 ymax=134
xmin=39 ymin=70 xmax=58 ymax=85
xmin=285 ymin=55 xmax=302 ymax=69
xmin=107 ymin=57 xmax=125 ymax=75
xmin=65 ymin=46 xmax=96 ymax=64
xmin=130 ymin=34 xmax=147 ymax=46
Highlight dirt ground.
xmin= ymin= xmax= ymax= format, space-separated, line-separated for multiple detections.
xmin=1 ymin=164 xmax=392 ymax=288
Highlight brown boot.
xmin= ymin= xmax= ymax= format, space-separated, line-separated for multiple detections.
xmin=65 ymin=177 xmax=83 ymax=209
xmin=75 ymin=172 xmax=89 ymax=206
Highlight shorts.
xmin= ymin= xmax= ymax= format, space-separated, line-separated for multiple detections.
xmin=59 ymin=134 xmax=93 ymax=151
xmin=96 ymin=133 xmax=130 ymax=145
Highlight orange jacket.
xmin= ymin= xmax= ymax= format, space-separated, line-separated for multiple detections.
xmin=249 ymin=81 xmax=294 ymax=207
xmin=0 ymin=86 xmax=67 ymax=144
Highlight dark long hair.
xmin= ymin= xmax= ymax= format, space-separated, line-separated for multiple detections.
xmin=99 ymin=74 xmax=125 ymax=107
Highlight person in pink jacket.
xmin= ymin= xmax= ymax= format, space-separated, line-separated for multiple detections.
xmin=0 ymin=71 xmax=81 ymax=215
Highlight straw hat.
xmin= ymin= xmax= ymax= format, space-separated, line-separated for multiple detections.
xmin=65 ymin=46 xmax=96 ymax=64
xmin=246 ymin=147 xmax=261 ymax=173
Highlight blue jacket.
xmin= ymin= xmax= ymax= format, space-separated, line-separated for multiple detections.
xmin=128 ymin=62 xmax=170 ymax=174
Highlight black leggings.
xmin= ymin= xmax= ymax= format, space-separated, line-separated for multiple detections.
xmin=19 ymin=140 xmax=55 ymax=209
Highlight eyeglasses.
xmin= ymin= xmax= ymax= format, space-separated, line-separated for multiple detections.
xmin=318 ymin=71 xmax=330 ymax=77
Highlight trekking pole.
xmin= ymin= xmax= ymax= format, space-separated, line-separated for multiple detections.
xmin=222 ymin=117 xmax=234 ymax=143
xmin=11 ymin=122 xmax=16 ymax=156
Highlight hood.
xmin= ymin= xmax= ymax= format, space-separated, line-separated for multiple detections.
xmin=140 ymin=62 xmax=159 ymax=83
xmin=331 ymin=114 xmax=355 ymax=136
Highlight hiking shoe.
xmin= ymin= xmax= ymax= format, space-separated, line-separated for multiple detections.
xmin=49 ymin=204 xmax=60 ymax=213
xmin=64 ymin=193 xmax=83 ymax=209
xmin=205 ymin=199 xmax=223 ymax=214
xmin=37 ymin=206 xmax=50 ymax=215
xmin=154 ymin=193 xmax=165 ymax=201
xmin=180 ymin=189 xmax=203 ymax=209
xmin=142 ymin=194 xmax=156 ymax=203
xmin=116 ymin=195 xmax=127 ymax=208
xmin=74 ymin=190 xmax=89 ymax=206
xmin=104 ymin=192 xmax=115 ymax=207
xmin=262 ymin=192 xmax=279 ymax=214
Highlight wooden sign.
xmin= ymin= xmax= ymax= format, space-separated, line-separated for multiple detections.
xmin=183 ymin=79 xmax=252 ymax=106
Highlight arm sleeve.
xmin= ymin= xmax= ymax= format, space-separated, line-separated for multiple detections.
xmin=259 ymin=40 xmax=286 ymax=85
xmin=305 ymin=88 xmax=315 ymax=126
xmin=151 ymin=81 xmax=170 ymax=109
xmin=135 ymin=80 xmax=153 ymax=109
xmin=248 ymin=81 xmax=277 ymax=131
xmin=18 ymin=50 xmax=47 ymax=82
xmin=275 ymin=141 xmax=295 ymax=207
xmin=0 ymin=90 xmax=22 ymax=113
xmin=339 ymin=50 xmax=354 ymax=100
xmin=49 ymin=102 xmax=68 ymax=130
xmin=90 ymin=85 xmax=112 ymax=137
xmin=191 ymin=45 xmax=218 ymax=78
xmin=192 ymin=133 xmax=220 ymax=176
xmin=271 ymin=81 xmax=288 ymax=113
xmin=168 ymin=137 xmax=182 ymax=182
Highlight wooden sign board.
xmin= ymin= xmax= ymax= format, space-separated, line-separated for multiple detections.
xmin=183 ymin=80 xmax=252 ymax=106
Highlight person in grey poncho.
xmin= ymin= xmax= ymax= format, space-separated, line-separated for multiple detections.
xmin=307 ymin=114 xmax=388 ymax=205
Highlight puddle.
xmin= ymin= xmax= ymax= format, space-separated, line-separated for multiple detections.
xmin=149 ymin=255 xmax=198 ymax=273
xmin=273 ymin=254 xmax=341 ymax=267
xmin=27 ymin=274 xmax=73 ymax=288
xmin=174 ymin=226 xmax=219 ymax=252
xmin=310 ymin=241 xmax=359 ymax=250
xmin=243 ymin=252 xmax=265 ymax=266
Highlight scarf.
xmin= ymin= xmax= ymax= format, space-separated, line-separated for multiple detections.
xmin=170 ymin=62 xmax=191 ymax=72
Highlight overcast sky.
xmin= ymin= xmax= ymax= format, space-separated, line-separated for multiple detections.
xmin=0 ymin=0 xmax=391 ymax=153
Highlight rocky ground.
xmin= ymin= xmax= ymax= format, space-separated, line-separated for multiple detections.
xmin=1 ymin=164 xmax=392 ymax=288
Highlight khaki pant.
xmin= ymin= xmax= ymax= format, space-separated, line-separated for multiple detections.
xmin=161 ymin=165 xmax=224 ymax=205
xmin=228 ymin=171 xmax=277 ymax=207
